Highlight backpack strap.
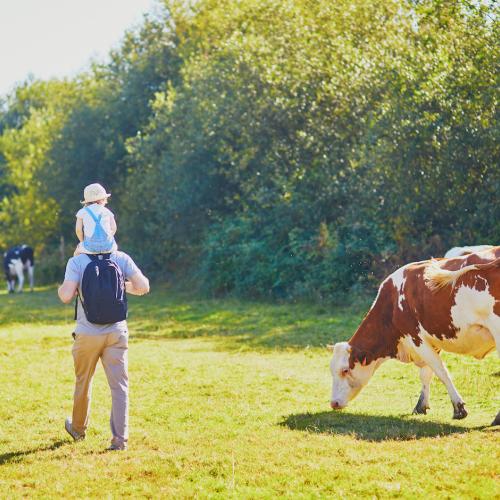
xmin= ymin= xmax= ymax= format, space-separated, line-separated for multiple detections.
xmin=75 ymin=288 xmax=92 ymax=320
xmin=74 ymin=288 xmax=82 ymax=320
xmin=74 ymin=254 xmax=94 ymax=320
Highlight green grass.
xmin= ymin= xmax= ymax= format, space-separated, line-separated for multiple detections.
xmin=0 ymin=286 xmax=498 ymax=498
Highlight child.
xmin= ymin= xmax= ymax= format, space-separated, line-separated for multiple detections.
xmin=74 ymin=183 xmax=118 ymax=256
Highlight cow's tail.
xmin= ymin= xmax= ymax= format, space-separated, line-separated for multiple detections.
xmin=424 ymin=257 xmax=500 ymax=292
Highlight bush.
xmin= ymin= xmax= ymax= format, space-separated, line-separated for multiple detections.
xmin=35 ymin=246 xmax=68 ymax=286
xmin=198 ymin=215 xmax=395 ymax=301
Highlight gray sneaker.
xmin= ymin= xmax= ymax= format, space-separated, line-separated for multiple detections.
xmin=65 ymin=417 xmax=85 ymax=441
xmin=107 ymin=442 xmax=127 ymax=451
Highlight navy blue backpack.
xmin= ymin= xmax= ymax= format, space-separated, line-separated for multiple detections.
xmin=76 ymin=254 xmax=128 ymax=324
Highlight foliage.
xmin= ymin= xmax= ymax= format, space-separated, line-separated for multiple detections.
xmin=40 ymin=13 xmax=181 ymax=239
xmin=0 ymin=0 xmax=498 ymax=298
xmin=199 ymin=216 xmax=391 ymax=299
xmin=0 ymin=80 xmax=76 ymax=251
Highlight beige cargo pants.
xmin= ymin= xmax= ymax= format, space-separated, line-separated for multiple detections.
xmin=72 ymin=331 xmax=128 ymax=448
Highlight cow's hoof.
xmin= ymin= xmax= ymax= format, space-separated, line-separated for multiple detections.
xmin=412 ymin=394 xmax=429 ymax=415
xmin=491 ymin=411 xmax=500 ymax=426
xmin=453 ymin=402 xmax=467 ymax=420
xmin=412 ymin=405 xmax=429 ymax=415
xmin=413 ymin=405 xmax=428 ymax=415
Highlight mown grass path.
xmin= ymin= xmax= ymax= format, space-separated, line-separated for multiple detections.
xmin=0 ymin=287 xmax=498 ymax=498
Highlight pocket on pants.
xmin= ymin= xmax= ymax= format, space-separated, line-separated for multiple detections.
xmin=108 ymin=331 xmax=128 ymax=349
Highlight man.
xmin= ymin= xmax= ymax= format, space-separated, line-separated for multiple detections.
xmin=58 ymin=250 xmax=150 ymax=451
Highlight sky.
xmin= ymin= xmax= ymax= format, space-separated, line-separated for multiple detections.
xmin=0 ymin=0 xmax=158 ymax=97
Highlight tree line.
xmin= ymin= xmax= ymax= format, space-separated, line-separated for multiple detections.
xmin=0 ymin=0 xmax=498 ymax=299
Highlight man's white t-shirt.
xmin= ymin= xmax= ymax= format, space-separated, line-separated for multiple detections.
xmin=76 ymin=204 xmax=115 ymax=239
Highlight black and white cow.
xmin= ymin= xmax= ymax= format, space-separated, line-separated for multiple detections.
xmin=3 ymin=245 xmax=35 ymax=293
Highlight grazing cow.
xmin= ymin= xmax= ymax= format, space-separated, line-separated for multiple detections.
xmin=3 ymin=245 xmax=35 ymax=293
xmin=329 ymin=246 xmax=500 ymax=425
xmin=444 ymin=245 xmax=494 ymax=258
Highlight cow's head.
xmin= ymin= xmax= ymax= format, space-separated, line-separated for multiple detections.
xmin=328 ymin=342 xmax=377 ymax=409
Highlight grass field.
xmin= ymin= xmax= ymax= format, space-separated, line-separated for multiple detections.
xmin=0 ymin=286 xmax=498 ymax=498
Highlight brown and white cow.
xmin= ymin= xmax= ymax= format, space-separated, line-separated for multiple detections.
xmin=329 ymin=246 xmax=500 ymax=425
xmin=444 ymin=245 xmax=494 ymax=258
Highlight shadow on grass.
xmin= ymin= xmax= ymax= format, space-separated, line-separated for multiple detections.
xmin=279 ymin=411 xmax=482 ymax=441
xmin=0 ymin=440 xmax=67 ymax=465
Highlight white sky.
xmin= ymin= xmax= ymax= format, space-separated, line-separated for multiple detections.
xmin=0 ymin=0 xmax=158 ymax=97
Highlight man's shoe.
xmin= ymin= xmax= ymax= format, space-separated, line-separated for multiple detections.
xmin=107 ymin=442 xmax=127 ymax=451
xmin=65 ymin=417 xmax=85 ymax=441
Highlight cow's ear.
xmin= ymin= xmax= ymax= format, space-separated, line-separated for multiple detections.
xmin=326 ymin=344 xmax=335 ymax=352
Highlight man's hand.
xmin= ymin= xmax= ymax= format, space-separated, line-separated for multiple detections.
xmin=125 ymin=272 xmax=150 ymax=296
xmin=58 ymin=280 xmax=78 ymax=303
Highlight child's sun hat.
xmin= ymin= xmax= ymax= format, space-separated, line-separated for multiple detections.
xmin=81 ymin=183 xmax=111 ymax=204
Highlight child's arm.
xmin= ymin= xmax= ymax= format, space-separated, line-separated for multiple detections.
xmin=75 ymin=217 xmax=84 ymax=242
xmin=110 ymin=215 xmax=117 ymax=236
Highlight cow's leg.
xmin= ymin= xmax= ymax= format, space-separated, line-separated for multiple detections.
xmin=490 ymin=331 xmax=500 ymax=426
xmin=412 ymin=342 xmax=467 ymax=419
xmin=491 ymin=329 xmax=500 ymax=357
xmin=27 ymin=264 xmax=34 ymax=291
xmin=486 ymin=327 xmax=500 ymax=425
xmin=413 ymin=365 xmax=433 ymax=415
xmin=6 ymin=271 xmax=15 ymax=293
xmin=14 ymin=260 xmax=24 ymax=292
xmin=6 ymin=264 xmax=14 ymax=293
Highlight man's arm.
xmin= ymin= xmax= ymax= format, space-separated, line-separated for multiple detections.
xmin=125 ymin=271 xmax=150 ymax=296
xmin=58 ymin=280 xmax=78 ymax=304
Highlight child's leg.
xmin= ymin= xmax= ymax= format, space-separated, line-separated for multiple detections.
xmin=73 ymin=242 xmax=94 ymax=257
xmin=74 ymin=243 xmax=83 ymax=257
xmin=74 ymin=242 xmax=105 ymax=256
